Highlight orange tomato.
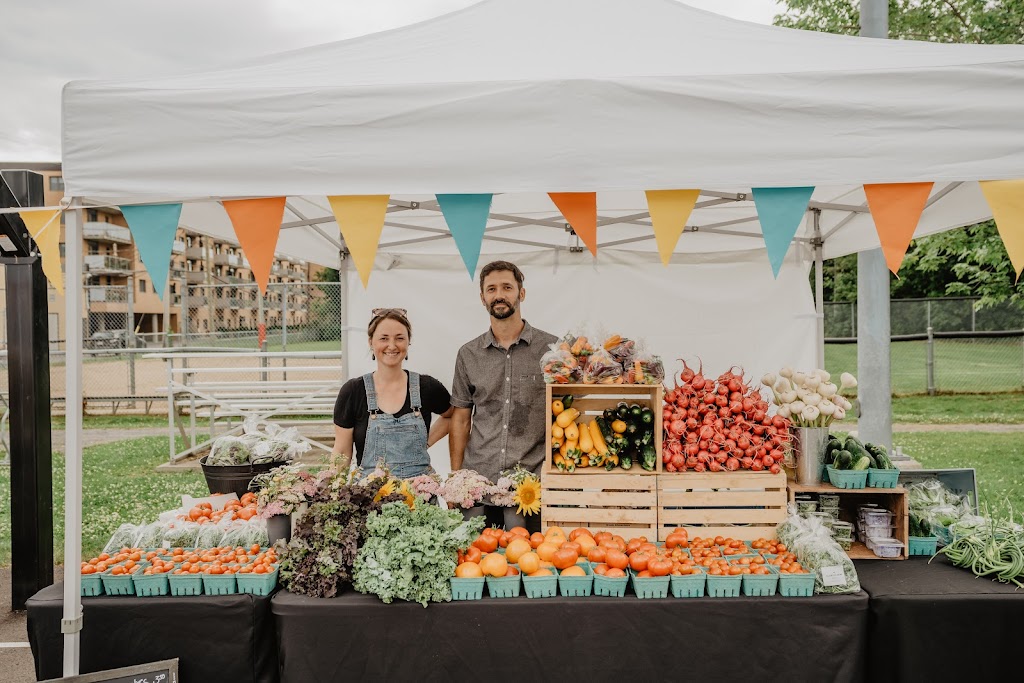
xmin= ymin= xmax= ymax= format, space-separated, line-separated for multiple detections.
xmin=552 ymin=548 xmax=580 ymax=571
xmin=568 ymin=528 xmax=594 ymax=542
xmin=81 ymin=565 xmax=96 ymax=575
xmin=508 ymin=526 xmax=530 ymax=538
xmin=629 ymin=552 xmax=650 ymax=573
xmin=499 ymin=533 xmax=512 ymax=549
xmin=587 ymin=546 xmax=608 ymax=564
xmin=648 ymin=558 xmax=673 ymax=577
xmin=479 ymin=553 xmax=508 ymax=578
xmin=605 ymin=549 xmax=629 ymax=571
xmin=536 ymin=542 xmax=560 ymax=563
xmin=504 ymin=566 xmax=520 ymax=577
xmin=592 ymin=563 xmax=609 ymax=575
xmin=605 ymin=567 xmax=626 ymax=578
xmin=560 ymin=565 xmax=586 ymax=577
xmin=529 ymin=532 xmax=546 ymax=549
xmin=517 ymin=552 xmax=540 ymax=575
xmin=473 ymin=534 xmax=499 ymax=553
xmin=505 ymin=538 xmax=532 ymax=564
xmin=636 ymin=570 xmax=652 ymax=578
xmin=455 ymin=562 xmax=483 ymax=578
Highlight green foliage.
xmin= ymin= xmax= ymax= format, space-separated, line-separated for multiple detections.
xmin=309 ymin=267 xmax=342 ymax=342
xmin=353 ymin=501 xmax=484 ymax=607
xmin=784 ymin=1 xmax=1024 ymax=310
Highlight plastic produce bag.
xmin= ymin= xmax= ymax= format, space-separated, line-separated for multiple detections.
xmin=133 ymin=522 xmax=167 ymax=550
xmin=103 ymin=524 xmax=141 ymax=555
xmin=251 ymin=427 xmax=311 ymax=464
xmin=207 ymin=435 xmax=253 ymax=465
xmin=623 ymin=346 xmax=665 ymax=385
xmin=541 ymin=342 xmax=582 ymax=384
xmin=221 ymin=519 xmax=269 ymax=549
xmin=601 ymin=333 xmax=636 ymax=366
xmin=162 ymin=521 xmax=201 ymax=549
xmin=777 ymin=507 xmax=860 ymax=594
xmin=583 ymin=348 xmax=623 ymax=384
xmin=195 ymin=522 xmax=227 ymax=549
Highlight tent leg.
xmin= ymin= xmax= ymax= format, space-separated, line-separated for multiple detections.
xmin=339 ymin=249 xmax=350 ymax=383
xmin=62 ymin=200 xmax=84 ymax=676
xmin=813 ymin=210 xmax=825 ymax=369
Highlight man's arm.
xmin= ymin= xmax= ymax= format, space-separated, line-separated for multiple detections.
xmin=449 ymin=407 xmax=472 ymax=471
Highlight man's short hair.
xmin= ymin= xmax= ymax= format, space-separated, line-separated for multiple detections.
xmin=479 ymin=260 xmax=524 ymax=292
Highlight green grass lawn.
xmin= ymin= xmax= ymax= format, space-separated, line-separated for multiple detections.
xmin=827 ymin=339 xmax=1024 ymax=395
xmin=0 ymin=436 xmax=206 ymax=566
xmin=889 ymin=393 xmax=1024 ymax=424
xmin=896 ymin=431 xmax=1024 ymax=517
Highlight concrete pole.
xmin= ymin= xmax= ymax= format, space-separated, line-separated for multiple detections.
xmin=857 ymin=0 xmax=893 ymax=450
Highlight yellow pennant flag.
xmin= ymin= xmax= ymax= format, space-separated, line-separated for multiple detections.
xmin=328 ymin=195 xmax=390 ymax=288
xmin=19 ymin=210 xmax=64 ymax=294
xmin=979 ymin=179 xmax=1024 ymax=281
xmin=645 ymin=189 xmax=700 ymax=265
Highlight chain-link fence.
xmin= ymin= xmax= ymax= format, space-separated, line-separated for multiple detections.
xmin=825 ymin=297 xmax=1024 ymax=338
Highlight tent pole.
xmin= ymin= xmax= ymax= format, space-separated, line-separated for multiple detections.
xmin=813 ymin=210 xmax=825 ymax=369
xmin=338 ymin=248 xmax=350 ymax=383
xmin=858 ymin=0 xmax=893 ymax=450
xmin=62 ymin=199 xmax=84 ymax=676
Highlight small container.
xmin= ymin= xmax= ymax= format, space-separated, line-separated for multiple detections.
xmin=522 ymin=573 xmax=558 ymax=599
xmin=485 ymin=574 xmax=521 ymax=599
xmin=908 ymin=536 xmax=938 ymax=557
xmin=741 ymin=567 xmax=779 ymax=597
xmin=132 ymin=570 xmax=171 ymax=597
xmin=836 ymin=537 xmax=853 ymax=551
xmin=705 ymin=572 xmax=742 ymax=598
xmin=558 ymin=563 xmax=594 ymax=597
xmin=863 ymin=510 xmax=893 ymax=525
xmin=817 ymin=494 xmax=840 ymax=508
xmin=868 ymin=468 xmax=900 ymax=488
xmin=830 ymin=521 xmax=854 ymax=540
xmin=630 ymin=569 xmax=670 ymax=599
xmin=826 ymin=465 xmax=867 ymax=489
xmin=100 ymin=564 xmax=146 ymax=596
xmin=592 ymin=571 xmax=628 ymax=597
xmin=808 ymin=512 xmax=834 ymax=530
xmin=236 ymin=567 xmax=279 ymax=596
xmin=449 ymin=577 xmax=485 ymax=601
xmin=778 ymin=571 xmax=816 ymax=597
xmin=168 ymin=572 xmax=204 ymax=596
xmin=796 ymin=500 xmax=819 ymax=514
xmin=863 ymin=524 xmax=895 ymax=540
xmin=81 ymin=573 xmax=104 ymax=597
xmin=669 ymin=569 xmax=706 ymax=598
xmin=871 ymin=538 xmax=904 ymax=559
xmin=202 ymin=572 xmax=238 ymax=595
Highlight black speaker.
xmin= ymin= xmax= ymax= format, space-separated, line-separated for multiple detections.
xmin=0 ymin=169 xmax=45 ymax=258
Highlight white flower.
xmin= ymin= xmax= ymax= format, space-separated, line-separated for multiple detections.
xmin=805 ymin=375 xmax=821 ymax=390
xmin=762 ymin=372 xmax=777 ymax=387
xmin=819 ymin=382 xmax=838 ymax=399
xmin=818 ymin=399 xmax=836 ymax=416
xmin=840 ymin=372 xmax=858 ymax=390
xmin=779 ymin=366 xmax=793 ymax=379
xmin=834 ymin=406 xmax=846 ymax=420
xmin=804 ymin=393 xmax=822 ymax=406
xmin=790 ymin=400 xmax=806 ymax=415
xmin=802 ymin=405 xmax=820 ymax=422
xmin=793 ymin=371 xmax=808 ymax=387
xmin=816 ymin=369 xmax=831 ymax=382
xmin=777 ymin=405 xmax=791 ymax=419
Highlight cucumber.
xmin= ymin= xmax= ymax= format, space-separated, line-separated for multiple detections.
xmin=851 ymin=455 xmax=872 ymax=471
xmin=835 ymin=450 xmax=853 ymax=470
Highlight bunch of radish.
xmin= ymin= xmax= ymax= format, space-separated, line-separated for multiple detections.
xmin=662 ymin=359 xmax=790 ymax=473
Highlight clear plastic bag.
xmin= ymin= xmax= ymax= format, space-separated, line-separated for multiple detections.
xmin=221 ymin=519 xmax=269 ymax=549
xmin=133 ymin=522 xmax=167 ymax=549
xmin=251 ymin=426 xmax=311 ymax=464
xmin=560 ymin=328 xmax=596 ymax=363
xmin=623 ymin=344 xmax=665 ymax=385
xmin=540 ymin=342 xmax=582 ymax=384
xmin=103 ymin=524 xmax=141 ymax=555
xmin=777 ymin=507 xmax=860 ymax=594
xmin=582 ymin=348 xmax=623 ymax=384
xmin=207 ymin=435 xmax=253 ymax=465
xmin=162 ymin=521 xmax=201 ymax=549
xmin=601 ymin=333 xmax=636 ymax=366
xmin=195 ymin=522 xmax=227 ymax=549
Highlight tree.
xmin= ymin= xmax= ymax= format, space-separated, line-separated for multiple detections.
xmin=781 ymin=1 xmax=1024 ymax=310
xmin=309 ymin=267 xmax=342 ymax=342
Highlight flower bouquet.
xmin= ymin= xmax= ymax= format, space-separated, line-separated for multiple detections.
xmin=489 ymin=465 xmax=542 ymax=517
xmin=764 ymin=368 xmax=857 ymax=428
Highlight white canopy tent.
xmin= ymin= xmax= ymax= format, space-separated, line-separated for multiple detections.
xmin=56 ymin=0 xmax=1024 ymax=673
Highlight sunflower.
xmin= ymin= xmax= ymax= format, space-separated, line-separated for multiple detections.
xmin=373 ymin=479 xmax=397 ymax=503
xmin=399 ymin=481 xmax=417 ymax=509
xmin=513 ymin=477 xmax=542 ymax=516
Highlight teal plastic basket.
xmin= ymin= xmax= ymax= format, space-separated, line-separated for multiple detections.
xmin=669 ymin=570 xmax=706 ymax=598
xmin=558 ymin=563 xmax=593 ymax=597
xmin=741 ymin=567 xmax=779 ymax=597
xmin=449 ymin=577 xmax=485 ymax=600
xmin=908 ymin=536 xmax=938 ymax=556
xmin=201 ymin=572 xmax=238 ymax=595
xmin=777 ymin=571 xmax=816 ymax=597
xmin=100 ymin=564 xmax=146 ymax=596
xmin=868 ymin=468 xmax=900 ymax=488
xmin=485 ymin=574 xmax=521 ymax=599
xmin=826 ymin=465 xmax=867 ymax=490
xmin=705 ymin=573 xmax=742 ymax=598
xmin=80 ymin=573 xmax=104 ymax=597
xmin=236 ymin=567 xmax=279 ymax=596
xmin=522 ymin=573 xmax=558 ymax=599
xmin=132 ymin=570 xmax=171 ymax=597
xmin=592 ymin=571 xmax=628 ymax=597
xmin=168 ymin=572 xmax=204 ymax=596
xmin=629 ymin=570 xmax=670 ymax=599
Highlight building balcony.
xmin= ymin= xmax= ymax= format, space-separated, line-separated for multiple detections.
xmin=186 ymin=295 xmax=208 ymax=307
xmin=172 ymin=240 xmax=186 ymax=254
xmin=84 ymin=254 xmax=133 ymax=276
xmin=86 ymin=286 xmax=128 ymax=304
xmin=185 ymin=247 xmax=204 ymax=260
xmin=83 ymin=222 xmax=132 ymax=244
xmin=186 ymin=271 xmax=207 ymax=284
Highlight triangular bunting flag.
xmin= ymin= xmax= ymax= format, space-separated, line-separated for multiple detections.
xmin=222 ymin=197 xmax=286 ymax=295
xmin=979 ymin=179 xmax=1024 ymax=281
xmin=645 ymin=190 xmax=700 ymax=265
xmin=548 ymin=192 xmax=598 ymax=256
xmin=863 ymin=182 xmax=934 ymax=275
xmin=436 ymin=194 xmax=493 ymax=278
xmin=327 ymin=195 xmax=390 ymax=288
xmin=19 ymin=210 xmax=64 ymax=294
xmin=752 ymin=187 xmax=816 ymax=277
xmin=120 ymin=203 xmax=182 ymax=300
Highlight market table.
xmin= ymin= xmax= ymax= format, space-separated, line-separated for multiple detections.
xmin=855 ymin=554 xmax=1024 ymax=683
xmin=271 ymin=587 xmax=869 ymax=682
xmin=26 ymin=583 xmax=279 ymax=683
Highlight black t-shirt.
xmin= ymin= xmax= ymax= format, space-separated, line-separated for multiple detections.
xmin=333 ymin=371 xmax=452 ymax=464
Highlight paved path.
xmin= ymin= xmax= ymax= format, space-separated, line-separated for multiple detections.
xmin=0 ymin=566 xmax=62 ymax=683
xmin=48 ymin=427 xmax=169 ymax=453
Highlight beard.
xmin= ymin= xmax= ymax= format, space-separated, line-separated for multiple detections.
xmin=489 ymin=299 xmax=517 ymax=320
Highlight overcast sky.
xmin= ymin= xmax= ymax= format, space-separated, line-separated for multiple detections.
xmin=0 ymin=0 xmax=782 ymax=162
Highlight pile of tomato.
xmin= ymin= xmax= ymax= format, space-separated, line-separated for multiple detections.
xmin=80 ymin=544 xmax=278 ymax=576
xmin=183 ymin=492 xmax=258 ymax=524
xmin=80 ymin=548 xmax=148 ymax=576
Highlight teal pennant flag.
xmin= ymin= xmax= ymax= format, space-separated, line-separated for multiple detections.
xmin=120 ymin=203 xmax=182 ymax=300
xmin=752 ymin=187 xmax=815 ymax=277
xmin=436 ymin=194 xmax=494 ymax=278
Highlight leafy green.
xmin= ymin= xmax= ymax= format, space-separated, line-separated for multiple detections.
xmin=353 ymin=501 xmax=484 ymax=607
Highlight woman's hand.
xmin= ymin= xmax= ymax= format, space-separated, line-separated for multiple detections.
xmin=333 ymin=425 xmax=354 ymax=470
xmin=427 ymin=405 xmax=455 ymax=448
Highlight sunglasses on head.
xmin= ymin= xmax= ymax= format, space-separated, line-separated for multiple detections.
xmin=371 ymin=307 xmax=408 ymax=319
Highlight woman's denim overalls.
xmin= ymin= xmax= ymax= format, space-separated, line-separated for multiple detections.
xmin=360 ymin=371 xmax=432 ymax=478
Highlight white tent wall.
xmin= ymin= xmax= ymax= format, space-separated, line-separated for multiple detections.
xmin=344 ymin=248 xmax=817 ymax=476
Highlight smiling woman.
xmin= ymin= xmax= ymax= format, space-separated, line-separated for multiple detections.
xmin=331 ymin=308 xmax=454 ymax=477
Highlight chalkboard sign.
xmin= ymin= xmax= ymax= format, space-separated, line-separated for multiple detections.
xmin=41 ymin=658 xmax=178 ymax=683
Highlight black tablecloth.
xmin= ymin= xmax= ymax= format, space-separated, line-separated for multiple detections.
xmin=271 ymin=587 xmax=869 ymax=682
xmin=26 ymin=583 xmax=278 ymax=683
xmin=856 ymin=554 xmax=1024 ymax=683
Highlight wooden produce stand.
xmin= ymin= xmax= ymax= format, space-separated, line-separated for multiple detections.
xmin=541 ymin=384 xmax=661 ymax=537
xmin=658 ymin=471 xmax=788 ymax=542
xmin=788 ymin=482 xmax=909 ymax=560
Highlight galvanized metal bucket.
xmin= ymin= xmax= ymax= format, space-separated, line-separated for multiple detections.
xmin=793 ymin=427 xmax=829 ymax=486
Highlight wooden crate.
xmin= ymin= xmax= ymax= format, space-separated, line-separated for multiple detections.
xmin=657 ymin=471 xmax=788 ymax=542
xmin=788 ymin=482 xmax=908 ymax=560
xmin=541 ymin=472 xmax=658 ymax=537
xmin=545 ymin=383 xmax=662 ymax=475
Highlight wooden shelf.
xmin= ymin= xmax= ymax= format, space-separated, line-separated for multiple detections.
xmin=788 ymin=482 xmax=906 ymax=495
xmin=786 ymin=482 xmax=908 ymax=561
xmin=845 ymin=540 xmax=904 ymax=561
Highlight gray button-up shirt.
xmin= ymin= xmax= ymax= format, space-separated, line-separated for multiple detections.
xmin=451 ymin=320 xmax=558 ymax=483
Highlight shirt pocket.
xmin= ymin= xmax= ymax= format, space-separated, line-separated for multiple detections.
xmin=516 ymin=373 xmax=546 ymax=406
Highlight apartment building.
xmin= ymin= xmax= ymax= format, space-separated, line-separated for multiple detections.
xmin=1 ymin=164 xmax=324 ymax=346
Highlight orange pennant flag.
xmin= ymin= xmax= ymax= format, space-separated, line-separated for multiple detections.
xmin=979 ymin=179 xmax=1024 ymax=281
xmin=221 ymin=197 xmax=286 ymax=295
xmin=863 ymin=182 xmax=934 ymax=275
xmin=549 ymin=192 xmax=598 ymax=256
